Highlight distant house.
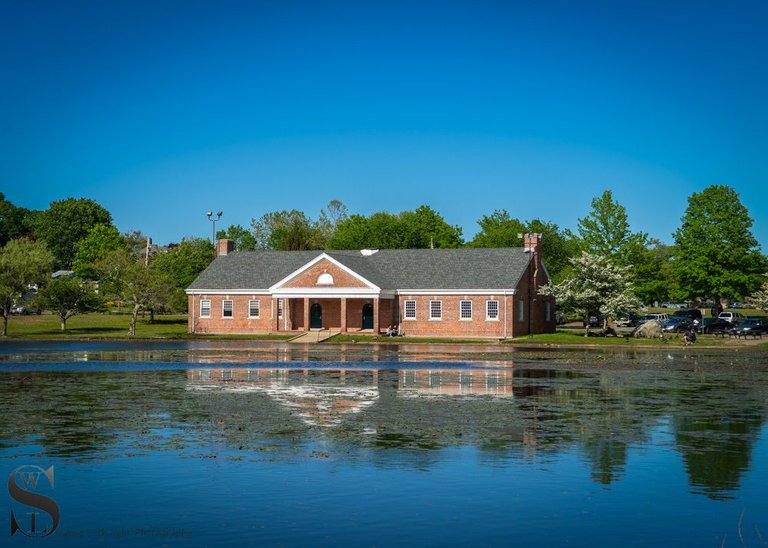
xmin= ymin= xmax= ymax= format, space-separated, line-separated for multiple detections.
xmin=185 ymin=234 xmax=556 ymax=339
xmin=52 ymin=270 xmax=76 ymax=280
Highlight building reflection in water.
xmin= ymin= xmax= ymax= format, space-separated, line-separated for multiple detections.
xmin=188 ymin=369 xmax=379 ymax=427
xmin=187 ymin=368 xmax=514 ymax=427
xmin=398 ymin=370 xmax=513 ymax=397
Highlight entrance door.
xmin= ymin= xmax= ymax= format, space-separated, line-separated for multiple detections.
xmin=310 ymin=303 xmax=323 ymax=329
xmin=362 ymin=303 xmax=374 ymax=329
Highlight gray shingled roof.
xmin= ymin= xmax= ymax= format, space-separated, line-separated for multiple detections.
xmin=187 ymin=248 xmax=533 ymax=291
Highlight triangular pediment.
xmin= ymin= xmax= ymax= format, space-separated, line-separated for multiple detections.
xmin=270 ymin=254 xmax=379 ymax=292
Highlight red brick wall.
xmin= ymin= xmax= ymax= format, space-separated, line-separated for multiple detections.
xmin=188 ymin=290 xmax=555 ymax=337
xmin=188 ymin=294 xmax=274 ymax=334
xmin=282 ymin=259 xmax=368 ymax=289
xmin=397 ymin=295 xmax=508 ymax=338
xmin=509 ymin=259 xmax=557 ymax=336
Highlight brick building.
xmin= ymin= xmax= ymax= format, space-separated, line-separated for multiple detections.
xmin=186 ymin=233 xmax=556 ymax=339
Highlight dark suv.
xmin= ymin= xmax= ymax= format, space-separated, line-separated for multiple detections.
xmin=697 ymin=317 xmax=730 ymax=334
xmin=583 ymin=313 xmax=604 ymax=328
xmin=729 ymin=318 xmax=768 ymax=336
xmin=672 ymin=309 xmax=703 ymax=322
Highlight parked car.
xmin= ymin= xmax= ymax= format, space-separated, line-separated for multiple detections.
xmin=729 ymin=318 xmax=768 ymax=336
xmin=638 ymin=313 xmax=669 ymax=325
xmin=616 ymin=313 xmax=640 ymax=327
xmin=697 ymin=317 xmax=731 ymax=334
xmin=661 ymin=317 xmax=694 ymax=333
xmin=10 ymin=304 xmax=28 ymax=315
xmin=583 ymin=313 xmax=604 ymax=328
xmin=672 ymin=309 xmax=703 ymax=322
xmin=718 ymin=311 xmax=745 ymax=324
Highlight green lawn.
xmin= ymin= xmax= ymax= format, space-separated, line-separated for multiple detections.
xmin=508 ymin=329 xmax=742 ymax=347
xmin=4 ymin=314 xmax=765 ymax=348
xmin=329 ymin=329 xmax=760 ymax=348
xmin=2 ymin=313 xmax=293 ymax=340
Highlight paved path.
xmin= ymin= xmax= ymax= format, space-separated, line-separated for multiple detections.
xmin=289 ymin=330 xmax=339 ymax=343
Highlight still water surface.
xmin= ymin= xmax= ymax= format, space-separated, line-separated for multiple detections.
xmin=1 ymin=341 xmax=767 ymax=546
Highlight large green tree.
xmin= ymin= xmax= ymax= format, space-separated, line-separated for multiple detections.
xmin=0 ymin=238 xmax=54 ymax=336
xmin=328 ymin=212 xmax=401 ymax=249
xmin=36 ymin=278 xmax=103 ymax=331
xmin=0 ymin=193 xmax=34 ymax=246
xmin=72 ymin=224 xmax=128 ymax=279
xmin=216 ymin=224 xmax=258 ymax=251
xmin=153 ymin=238 xmax=215 ymax=311
xmin=400 ymin=205 xmax=463 ymax=248
xmin=632 ymin=240 xmax=678 ymax=306
xmin=470 ymin=210 xmax=579 ymax=282
xmin=328 ymin=205 xmax=462 ymax=250
xmin=251 ymin=210 xmax=326 ymax=250
xmin=317 ymin=199 xmax=349 ymax=243
xmin=578 ymin=190 xmax=649 ymax=263
xmin=96 ymin=249 xmax=173 ymax=335
xmin=673 ymin=185 xmax=766 ymax=304
xmin=35 ymin=198 xmax=113 ymax=268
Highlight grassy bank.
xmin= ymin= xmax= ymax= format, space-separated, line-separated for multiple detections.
xmin=328 ymin=331 xmax=762 ymax=348
xmin=506 ymin=330 xmax=737 ymax=347
xmin=2 ymin=313 xmax=293 ymax=341
xmin=3 ymin=314 xmax=765 ymax=348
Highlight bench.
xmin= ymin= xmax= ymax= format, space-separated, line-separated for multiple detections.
xmin=729 ymin=332 xmax=763 ymax=340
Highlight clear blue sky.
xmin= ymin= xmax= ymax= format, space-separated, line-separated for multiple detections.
xmin=2 ymin=0 xmax=766 ymax=247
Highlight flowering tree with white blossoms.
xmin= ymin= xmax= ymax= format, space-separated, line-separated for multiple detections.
xmin=746 ymin=276 xmax=768 ymax=313
xmin=539 ymin=251 xmax=641 ymax=332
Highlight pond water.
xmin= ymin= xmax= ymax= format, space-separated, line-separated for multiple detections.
xmin=1 ymin=341 xmax=768 ymax=546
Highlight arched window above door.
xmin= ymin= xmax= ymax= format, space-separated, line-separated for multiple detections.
xmin=317 ymin=273 xmax=334 ymax=285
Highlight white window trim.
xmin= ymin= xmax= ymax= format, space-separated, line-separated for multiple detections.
xmin=460 ymin=300 xmax=472 ymax=321
xmin=404 ymin=300 xmax=416 ymax=320
xmin=248 ymin=299 xmax=260 ymax=319
xmin=200 ymin=299 xmax=211 ymax=319
xmin=486 ymin=300 xmax=499 ymax=321
xmin=429 ymin=300 xmax=442 ymax=321
xmin=222 ymin=299 xmax=234 ymax=319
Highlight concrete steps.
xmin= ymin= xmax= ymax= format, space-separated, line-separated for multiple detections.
xmin=288 ymin=329 xmax=339 ymax=344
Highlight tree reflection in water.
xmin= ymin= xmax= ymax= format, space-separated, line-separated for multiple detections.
xmin=1 ymin=362 xmax=767 ymax=500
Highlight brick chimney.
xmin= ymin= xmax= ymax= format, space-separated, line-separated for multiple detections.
xmin=523 ymin=233 xmax=543 ymax=286
xmin=217 ymin=239 xmax=234 ymax=256
xmin=523 ymin=233 xmax=542 ymax=252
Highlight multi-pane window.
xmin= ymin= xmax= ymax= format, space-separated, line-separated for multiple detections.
xmin=404 ymin=300 xmax=416 ymax=319
xmin=486 ymin=300 xmax=499 ymax=320
xmin=200 ymin=299 xmax=211 ymax=318
xmin=278 ymin=299 xmax=283 ymax=319
xmin=222 ymin=300 xmax=233 ymax=318
xmin=248 ymin=299 xmax=260 ymax=318
xmin=460 ymin=300 xmax=472 ymax=320
xmin=430 ymin=300 xmax=442 ymax=320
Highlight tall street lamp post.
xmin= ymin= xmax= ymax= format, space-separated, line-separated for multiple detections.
xmin=207 ymin=211 xmax=222 ymax=245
